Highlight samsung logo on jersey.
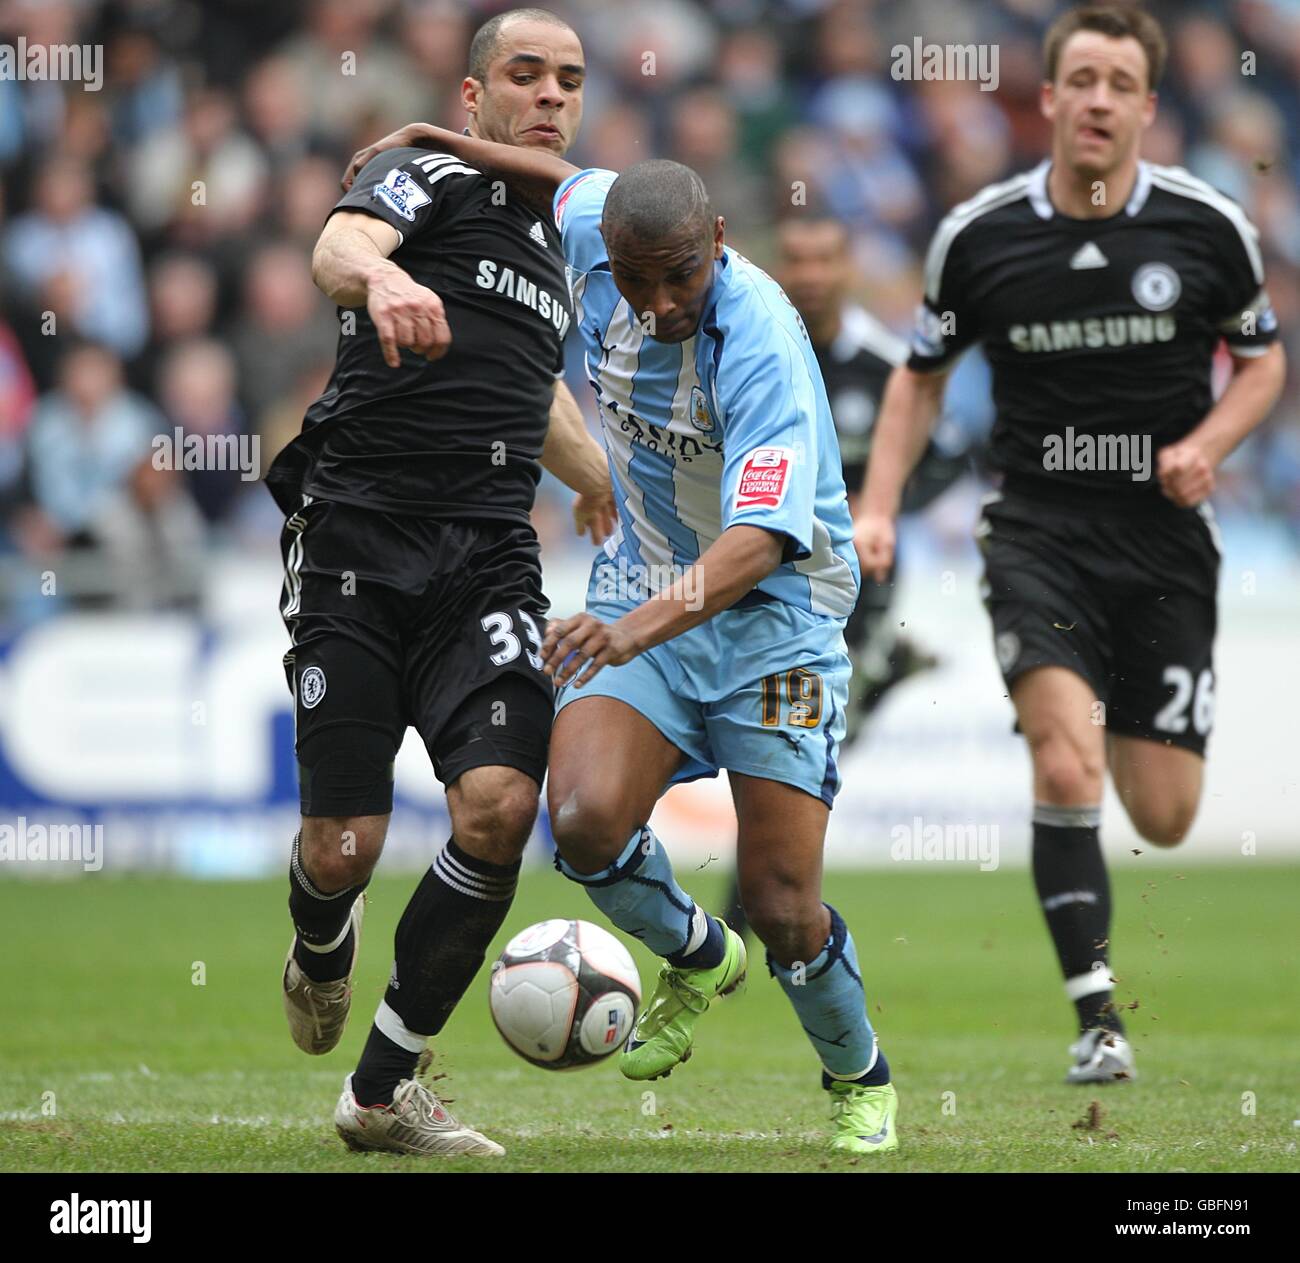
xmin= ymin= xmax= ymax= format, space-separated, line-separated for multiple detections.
xmin=475 ymin=260 xmax=570 ymax=337
xmin=1009 ymin=314 xmax=1176 ymax=353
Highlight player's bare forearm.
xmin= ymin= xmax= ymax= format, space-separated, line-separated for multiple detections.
xmin=619 ymin=525 xmax=784 ymax=648
xmin=344 ymin=123 xmax=578 ymax=210
xmin=860 ymin=365 xmax=945 ymax=521
xmin=855 ymin=364 xmax=945 ymax=581
xmin=543 ymin=380 xmax=617 ymax=544
xmin=541 ymin=525 xmax=784 ymax=687
xmin=1186 ymin=343 xmax=1286 ymax=467
xmin=312 ymin=211 xmax=451 ymax=368
xmin=311 ymin=219 xmax=401 ymax=307
xmin=542 ymin=380 xmax=606 ymax=497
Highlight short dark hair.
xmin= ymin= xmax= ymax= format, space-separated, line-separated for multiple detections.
xmin=1044 ymin=3 xmax=1167 ymax=91
xmin=602 ymin=160 xmax=714 ymax=246
xmin=468 ymin=7 xmax=573 ymax=83
xmin=777 ymin=215 xmax=850 ymax=250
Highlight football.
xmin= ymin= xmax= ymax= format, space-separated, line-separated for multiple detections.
xmin=489 ymin=919 xmax=642 ymax=1070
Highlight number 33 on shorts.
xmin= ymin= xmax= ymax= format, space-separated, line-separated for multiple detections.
xmin=480 ymin=609 xmax=546 ymax=672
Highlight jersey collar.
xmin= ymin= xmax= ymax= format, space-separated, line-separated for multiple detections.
xmin=1027 ymin=158 xmax=1153 ymax=220
xmin=699 ymin=251 xmax=732 ymax=332
xmin=830 ymin=303 xmax=871 ymax=362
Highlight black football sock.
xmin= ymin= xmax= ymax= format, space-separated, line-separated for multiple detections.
xmin=1031 ymin=805 xmax=1124 ymax=1035
xmin=293 ymin=927 xmax=357 ymax=982
xmin=351 ymin=1025 xmax=419 ymax=1109
xmin=821 ymin=1051 xmax=891 ymax=1091
xmin=669 ymin=909 xmax=725 ymax=970
xmin=288 ymin=830 xmax=368 ymax=983
xmin=353 ymin=838 xmax=519 ymax=1105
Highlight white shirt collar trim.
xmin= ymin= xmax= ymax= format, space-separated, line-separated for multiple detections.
xmin=1027 ymin=159 xmax=1152 ymax=219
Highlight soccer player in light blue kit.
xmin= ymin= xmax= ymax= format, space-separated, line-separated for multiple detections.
xmin=344 ymin=119 xmax=900 ymax=1154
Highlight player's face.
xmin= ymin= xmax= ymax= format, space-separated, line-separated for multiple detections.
xmin=465 ymin=20 xmax=585 ymax=156
xmin=605 ymin=217 xmax=726 ymax=344
xmin=1042 ymin=31 xmax=1155 ymax=180
xmin=776 ymin=221 xmax=849 ymax=328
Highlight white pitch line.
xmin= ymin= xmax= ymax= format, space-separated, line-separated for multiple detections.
xmin=1 ymin=1111 xmax=829 ymax=1142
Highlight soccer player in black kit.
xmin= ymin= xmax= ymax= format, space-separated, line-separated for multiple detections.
xmin=266 ymin=10 xmax=611 ymax=1156
xmin=858 ymin=5 xmax=1284 ymax=1082
xmin=776 ymin=216 xmax=968 ymax=746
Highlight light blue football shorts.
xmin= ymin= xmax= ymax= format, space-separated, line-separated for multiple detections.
xmin=554 ymin=557 xmax=851 ymax=807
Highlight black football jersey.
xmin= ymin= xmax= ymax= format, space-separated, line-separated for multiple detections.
xmin=814 ymin=304 xmax=906 ymax=493
xmin=908 ymin=160 xmax=1277 ymax=513
xmin=817 ymin=303 xmax=967 ymax=508
xmin=266 ymin=147 xmax=574 ymax=521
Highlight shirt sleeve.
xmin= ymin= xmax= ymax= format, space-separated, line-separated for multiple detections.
xmin=906 ymin=212 xmax=981 ymax=372
xmin=332 ymin=147 xmax=481 ymax=245
xmin=716 ymin=323 xmax=820 ymax=562
xmin=553 ymin=168 xmax=618 ymax=274
xmin=1205 ymin=201 xmax=1278 ymax=357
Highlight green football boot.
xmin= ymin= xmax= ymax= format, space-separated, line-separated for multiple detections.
xmin=828 ymin=1079 xmax=899 ymax=1155
xmin=619 ymin=920 xmax=747 ymax=1081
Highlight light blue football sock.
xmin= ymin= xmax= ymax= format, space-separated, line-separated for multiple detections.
xmin=554 ymin=825 xmax=723 ymax=967
xmin=768 ymin=904 xmax=886 ymax=1082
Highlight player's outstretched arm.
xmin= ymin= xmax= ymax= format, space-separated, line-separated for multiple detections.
xmin=857 ymin=364 xmax=946 ymax=581
xmin=541 ymin=526 xmax=784 ymax=688
xmin=342 ymin=123 xmax=579 ymax=212
xmin=1157 ymin=343 xmax=1286 ymax=508
xmin=311 ymin=211 xmax=451 ymax=368
xmin=543 ymin=379 xmax=616 ymax=544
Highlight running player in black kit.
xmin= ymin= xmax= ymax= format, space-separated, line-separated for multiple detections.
xmin=776 ymin=216 xmax=969 ymax=746
xmin=859 ymin=4 xmax=1284 ymax=1083
xmin=266 ymin=10 xmax=610 ymax=1157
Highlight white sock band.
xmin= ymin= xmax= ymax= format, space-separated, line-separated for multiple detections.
xmin=1034 ymin=803 xmax=1102 ymax=829
xmin=1065 ymin=968 xmax=1113 ymax=1001
xmin=823 ymin=1033 xmax=881 ymax=1081
xmin=374 ymin=999 xmax=430 ymax=1053
xmin=300 ymin=916 xmax=353 ymax=953
xmin=683 ymin=904 xmax=710 ymax=956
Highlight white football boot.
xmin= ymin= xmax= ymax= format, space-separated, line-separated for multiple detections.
xmin=334 ymin=1070 xmax=505 ymax=1157
xmin=282 ymin=896 xmax=365 ymax=1055
xmin=1066 ymin=1028 xmax=1138 ymax=1084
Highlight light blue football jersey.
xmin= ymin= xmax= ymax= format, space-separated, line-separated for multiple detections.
xmin=554 ymin=168 xmax=859 ymax=619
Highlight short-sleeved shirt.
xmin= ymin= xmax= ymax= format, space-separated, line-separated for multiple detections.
xmin=907 ymin=159 xmax=1277 ymax=514
xmin=554 ymin=168 xmax=858 ymax=619
xmin=815 ymin=304 xmax=908 ymax=493
xmin=266 ymin=147 xmax=573 ymax=522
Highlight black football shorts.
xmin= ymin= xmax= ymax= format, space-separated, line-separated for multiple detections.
xmin=279 ymin=496 xmax=554 ymax=816
xmin=976 ymin=491 xmax=1220 ymax=756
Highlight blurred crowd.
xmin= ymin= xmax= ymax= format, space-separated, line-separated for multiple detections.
xmin=0 ymin=0 xmax=1297 ymax=621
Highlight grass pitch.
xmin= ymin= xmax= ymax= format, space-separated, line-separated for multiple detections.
xmin=1 ymin=863 xmax=1296 ymax=1173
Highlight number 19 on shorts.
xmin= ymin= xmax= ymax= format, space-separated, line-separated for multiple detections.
xmin=760 ymin=668 xmax=823 ymax=729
